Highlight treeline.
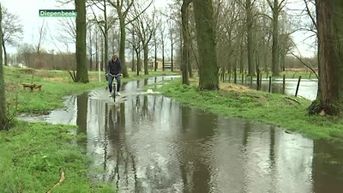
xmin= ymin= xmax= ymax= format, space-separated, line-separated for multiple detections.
xmin=11 ymin=51 xmax=75 ymax=70
xmin=2 ymin=0 xmax=317 ymax=74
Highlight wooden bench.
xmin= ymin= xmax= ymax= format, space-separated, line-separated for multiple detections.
xmin=22 ymin=83 xmax=42 ymax=91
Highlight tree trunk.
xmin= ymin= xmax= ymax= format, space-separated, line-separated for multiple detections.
xmin=95 ymin=32 xmax=99 ymax=71
xmin=119 ymin=18 xmax=129 ymax=77
xmin=162 ymin=37 xmax=165 ymax=71
xmin=171 ymin=31 xmax=174 ymax=72
xmin=89 ymin=28 xmax=93 ymax=70
xmin=132 ymin=48 xmax=136 ymax=72
xmin=246 ymin=0 xmax=255 ymax=76
xmin=0 ymin=4 xmax=7 ymax=129
xmin=75 ymin=0 xmax=89 ymax=83
xmin=179 ymin=28 xmax=183 ymax=69
xmin=131 ymin=30 xmax=136 ymax=72
xmin=193 ymin=0 xmax=219 ymax=90
xmin=181 ymin=0 xmax=190 ymax=85
xmin=132 ymin=49 xmax=135 ymax=72
xmin=104 ymin=2 xmax=109 ymax=73
xmin=240 ymin=35 xmax=244 ymax=74
xmin=154 ymin=34 xmax=158 ymax=71
xmin=1 ymin=37 xmax=7 ymax=66
xmin=188 ymin=47 xmax=193 ymax=78
xmin=101 ymin=36 xmax=104 ymax=71
xmin=104 ymin=30 xmax=108 ymax=69
xmin=311 ymin=0 xmax=343 ymax=115
xmin=143 ymin=45 xmax=149 ymax=75
xmin=271 ymin=0 xmax=280 ymax=76
xmin=188 ymin=61 xmax=193 ymax=78
xmin=135 ymin=49 xmax=141 ymax=76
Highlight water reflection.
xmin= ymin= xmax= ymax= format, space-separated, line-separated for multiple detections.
xmin=73 ymin=86 xmax=341 ymax=193
xmin=313 ymin=140 xmax=343 ymax=193
xmin=21 ymin=77 xmax=342 ymax=193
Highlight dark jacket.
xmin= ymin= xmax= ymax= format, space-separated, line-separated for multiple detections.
xmin=107 ymin=58 xmax=121 ymax=75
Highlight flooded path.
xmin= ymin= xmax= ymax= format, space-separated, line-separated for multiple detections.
xmin=22 ymin=77 xmax=343 ymax=193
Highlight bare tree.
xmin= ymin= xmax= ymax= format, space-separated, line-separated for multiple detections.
xmin=153 ymin=26 xmax=158 ymax=71
xmin=1 ymin=7 xmax=23 ymax=66
xmin=87 ymin=23 xmax=94 ymax=70
xmin=127 ymin=26 xmax=142 ymax=75
xmin=266 ymin=0 xmax=286 ymax=76
xmin=130 ymin=29 xmax=136 ymax=72
xmin=36 ymin=21 xmax=46 ymax=55
xmin=108 ymin=0 xmax=153 ymax=77
xmin=215 ymin=0 xmax=241 ymax=81
xmin=89 ymin=0 xmax=116 ymax=71
xmin=58 ymin=18 xmax=76 ymax=43
xmin=95 ymin=28 xmax=100 ymax=70
xmin=132 ymin=6 xmax=156 ymax=75
xmin=169 ymin=23 xmax=176 ymax=72
xmin=159 ymin=22 xmax=166 ymax=71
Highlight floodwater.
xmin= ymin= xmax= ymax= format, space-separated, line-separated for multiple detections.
xmin=243 ymin=78 xmax=318 ymax=100
xmin=21 ymin=77 xmax=342 ymax=193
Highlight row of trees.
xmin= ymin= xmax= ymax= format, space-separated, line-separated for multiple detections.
xmin=69 ymin=0 xmax=175 ymax=83
xmin=82 ymin=0 xmax=180 ymax=76
xmin=73 ymin=0 xmax=160 ymax=82
xmin=179 ymin=0 xmax=343 ymax=115
xmin=180 ymin=0 xmax=297 ymax=84
xmin=0 ymin=1 xmax=310 ymax=77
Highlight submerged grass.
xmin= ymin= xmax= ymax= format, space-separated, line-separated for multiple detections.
xmin=157 ymin=79 xmax=343 ymax=141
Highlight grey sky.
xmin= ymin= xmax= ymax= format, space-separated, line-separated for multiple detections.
xmin=0 ymin=0 xmax=315 ymax=57
xmin=1 ymin=0 xmax=75 ymax=53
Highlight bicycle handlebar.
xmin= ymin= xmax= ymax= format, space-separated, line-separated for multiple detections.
xmin=106 ymin=73 xmax=121 ymax=78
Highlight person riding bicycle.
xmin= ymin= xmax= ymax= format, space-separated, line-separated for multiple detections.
xmin=106 ymin=54 xmax=122 ymax=96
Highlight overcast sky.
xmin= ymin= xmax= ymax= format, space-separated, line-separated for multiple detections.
xmin=1 ymin=0 xmax=73 ymax=53
xmin=0 ymin=0 xmax=315 ymax=57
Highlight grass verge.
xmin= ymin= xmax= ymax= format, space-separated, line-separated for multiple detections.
xmin=157 ymin=79 xmax=343 ymax=141
xmin=0 ymin=121 xmax=113 ymax=192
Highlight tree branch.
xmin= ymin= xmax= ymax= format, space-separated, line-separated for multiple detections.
xmin=290 ymin=52 xmax=318 ymax=79
xmin=125 ymin=0 xmax=153 ymax=25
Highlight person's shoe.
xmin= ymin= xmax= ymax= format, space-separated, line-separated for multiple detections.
xmin=116 ymin=92 xmax=121 ymax=96
xmin=109 ymin=92 xmax=113 ymax=97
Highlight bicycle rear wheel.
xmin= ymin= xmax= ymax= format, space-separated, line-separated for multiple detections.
xmin=112 ymin=84 xmax=116 ymax=102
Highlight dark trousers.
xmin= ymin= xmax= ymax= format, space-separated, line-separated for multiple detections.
xmin=108 ymin=75 xmax=121 ymax=93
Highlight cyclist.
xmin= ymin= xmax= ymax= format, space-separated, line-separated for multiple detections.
xmin=106 ymin=54 xmax=122 ymax=96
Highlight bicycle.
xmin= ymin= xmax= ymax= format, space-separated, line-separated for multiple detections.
xmin=106 ymin=73 xmax=121 ymax=102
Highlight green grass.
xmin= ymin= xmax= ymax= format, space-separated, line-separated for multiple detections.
xmin=0 ymin=121 xmax=113 ymax=193
xmin=157 ymin=80 xmax=343 ymax=141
